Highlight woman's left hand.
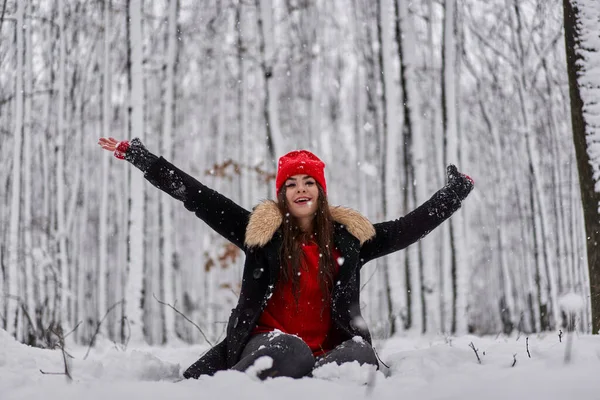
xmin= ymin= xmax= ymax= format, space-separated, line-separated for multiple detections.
xmin=446 ymin=164 xmax=474 ymax=201
xmin=98 ymin=137 xmax=119 ymax=152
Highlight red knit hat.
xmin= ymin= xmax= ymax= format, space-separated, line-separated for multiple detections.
xmin=275 ymin=150 xmax=327 ymax=195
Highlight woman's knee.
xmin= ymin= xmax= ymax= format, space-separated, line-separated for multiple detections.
xmin=234 ymin=332 xmax=315 ymax=378
xmin=269 ymin=333 xmax=315 ymax=367
xmin=315 ymin=338 xmax=378 ymax=369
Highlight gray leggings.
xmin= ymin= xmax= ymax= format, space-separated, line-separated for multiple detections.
xmin=232 ymin=332 xmax=378 ymax=379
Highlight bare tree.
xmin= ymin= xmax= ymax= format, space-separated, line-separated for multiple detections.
xmin=7 ymin=0 xmax=25 ymax=338
xmin=563 ymin=0 xmax=600 ymax=334
xmin=442 ymin=0 xmax=469 ymax=334
xmin=161 ymin=0 xmax=179 ymax=343
xmin=396 ymin=0 xmax=431 ymax=333
xmin=98 ymin=0 xmax=112 ymax=342
xmin=255 ymin=0 xmax=285 ymax=164
xmin=23 ymin=0 xmax=35 ymax=343
xmin=378 ymin=0 xmax=403 ymax=335
xmin=125 ymin=0 xmax=146 ymax=343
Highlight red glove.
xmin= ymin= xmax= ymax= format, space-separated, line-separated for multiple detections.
xmin=114 ymin=140 xmax=130 ymax=160
xmin=463 ymin=174 xmax=474 ymax=185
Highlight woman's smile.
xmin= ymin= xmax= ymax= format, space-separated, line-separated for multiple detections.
xmin=293 ymin=196 xmax=312 ymax=205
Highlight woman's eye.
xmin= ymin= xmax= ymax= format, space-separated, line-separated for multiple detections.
xmin=306 ymin=181 xmax=315 ymax=186
xmin=286 ymin=183 xmax=296 ymax=188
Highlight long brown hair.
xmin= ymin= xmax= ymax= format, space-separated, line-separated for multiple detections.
xmin=277 ymin=183 xmax=336 ymax=307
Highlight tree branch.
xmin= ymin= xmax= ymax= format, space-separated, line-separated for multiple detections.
xmin=153 ymin=293 xmax=213 ymax=347
xmin=39 ymin=324 xmax=79 ymax=382
xmin=84 ymin=300 xmax=124 ymax=360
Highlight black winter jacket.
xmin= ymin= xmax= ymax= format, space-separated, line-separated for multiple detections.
xmin=125 ymin=140 xmax=470 ymax=379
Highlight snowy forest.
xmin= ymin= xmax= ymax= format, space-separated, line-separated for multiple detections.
xmin=1 ymin=0 xmax=599 ymax=350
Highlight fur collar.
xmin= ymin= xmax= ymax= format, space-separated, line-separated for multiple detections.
xmin=244 ymin=200 xmax=376 ymax=248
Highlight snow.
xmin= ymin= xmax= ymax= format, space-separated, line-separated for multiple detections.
xmin=4 ymin=330 xmax=600 ymax=400
xmin=311 ymin=361 xmax=380 ymax=385
xmin=244 ymin=356 xmax=274 ymax=380
xmin=352 ymin=336 xmax=364 ymax=343
xmin=559 ymin=293 xmax=585 ymax=313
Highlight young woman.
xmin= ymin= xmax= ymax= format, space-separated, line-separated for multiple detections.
xmin=98 ymin=136 xmax=473 ymax=380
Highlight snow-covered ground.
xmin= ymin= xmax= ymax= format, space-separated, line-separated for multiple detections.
xmin=2 ymin=329 xmax=600 ymax=400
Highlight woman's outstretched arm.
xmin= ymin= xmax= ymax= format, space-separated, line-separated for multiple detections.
xmin=98 ymin=137 xmax=251 ymax=249
xmin=358 ymin=165 xmax=473 ymax=264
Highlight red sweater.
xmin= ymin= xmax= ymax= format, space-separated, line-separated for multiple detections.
xmin=252 ymin=243 xmax=341 ymax=355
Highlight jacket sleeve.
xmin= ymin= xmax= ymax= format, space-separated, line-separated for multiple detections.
xmin=358 ymin=185 xmax=463 ymax=264
xmin=125 ymin=139 xmax=250 ymax=250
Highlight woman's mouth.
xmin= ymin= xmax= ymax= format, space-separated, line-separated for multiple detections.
xmin=294 ymin=197 xmax=312 ymax=205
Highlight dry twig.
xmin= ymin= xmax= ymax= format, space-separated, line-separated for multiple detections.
xmin=469 ymin=342 xmax=481 ymax=364
xmin=526 ymin=337 xmax=531 ymax=358
xmin=153 ymin=293 xmax=213 ymax=347
xmin=39 ymin=324 xmax=81 ymax=382
xmin=84 ymin=300 xmax=124 ymax=360
xmin=64 ymin=322 xmax=82 ymax=339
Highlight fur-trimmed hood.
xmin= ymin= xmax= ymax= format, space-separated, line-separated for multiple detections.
xmin=244 ymin=200 xmax=376 ymax=248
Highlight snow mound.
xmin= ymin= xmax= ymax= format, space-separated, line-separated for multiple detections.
xmin=312 ymin=361 xmax=383 ymax=385
xmin=85 ymin=349 xmax=181 ymax=381
xmin=245 ymin=356 xmax=274 ymax=380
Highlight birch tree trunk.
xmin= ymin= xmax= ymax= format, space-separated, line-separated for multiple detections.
xmin=56 ymin=0 xmax=73 ymax=338
xmin=442 ymin=0 xmax=468 ymax=334
xmin=352 ymin=0 xmax=369 ymax=225
xmin=563 ymin=0 xmax=600 ymax=334
xmin=23 ymin=0 xmax=35 ymax=343
xmin=98 ymin=0 xmax=112 ymax=340
xmin=1 ymin=167 xmax=6 ymax=331
xmin=308 ymin=0 xmax=321 ymax=147
xmin=544 ymin=62 xmax=570 ymax=296
xmin=394 ymin=0 xmax=416 ymax=331
xmin=126 ymin=0 xmax=146 ymax=344
xmin=215 ymin=0 xmax=227 ymax=188
xmin=7 ymin=0 xmax=25 ymax=338
xmin=161 ymin=0 xmax=179 ymax=343
xmin=477 ymin=87 xmax=516 ymax=333
xmin=256 ymin=0 xmax=284 ymax=164
xmin=397 ymin=0 xmax=432 ymax=333
xmin=236 ymin=0 xmax=250 ymax=209
xmin=378 ymin=0 xmax=402 ymax=335
xmin=40 ymin=95 xmax=54 ymax=328
xmin=374 ymin=0 xmax=392 ymax=334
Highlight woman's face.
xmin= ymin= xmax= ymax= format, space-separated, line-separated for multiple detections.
xmin=284 ymin=174 xmax=320 ymax=220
